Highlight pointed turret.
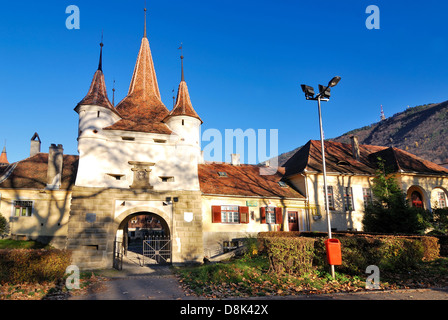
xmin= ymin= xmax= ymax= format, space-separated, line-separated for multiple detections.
xmin=104 ymin=8 xmax=171 ymax=134
xmin=0 ymin=145 xmax=9 ymax=165
xmin=164 ymin=50 xmax=202 ymax=150
xmin=76 ymin=40 xmax=116 ymax=114
xmin=164 ymin=53 xmax=202 ymax=123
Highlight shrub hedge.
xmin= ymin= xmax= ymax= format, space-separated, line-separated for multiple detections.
xmin=0 ymin=249 xmax=72 ymax=284
xmin=263 ymin=237 xmax=316 ymax=274
xmin=258 ymin=231 xmax=440 ymax=276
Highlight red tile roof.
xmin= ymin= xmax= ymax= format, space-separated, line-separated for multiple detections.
xmin=198 ymin=163 xmax=305 ymax=199
xmin=104 ymin=37 xmax=172 ymax=134
xmin=164 ymin=80 xmax=202 ymax=123
xmin=284 ymin=140 xmax=448 ymax=177
xmin=0 ymin=147 xmax=8 ymax=165
xmin=76 ymin=69 xmax=117 ymax=115
xmin=0 ymin=154 xmax=78 ymax=190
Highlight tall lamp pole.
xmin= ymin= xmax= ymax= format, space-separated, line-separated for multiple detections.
xmin=300 ymin=76 xmax=341 ymax=278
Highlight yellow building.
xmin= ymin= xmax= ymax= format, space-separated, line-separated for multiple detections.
xmin=284 ymin=137 xmax=448 ymax=232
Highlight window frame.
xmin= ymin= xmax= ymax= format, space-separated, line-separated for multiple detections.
xmin=363 ymin=187 xmax=373 ymax=209
xmin=323 ymin=186 xmax=335 ymax=211
xmin=211 ymin=205 xmax=250 ymax=224
xmin=221 ymin=205 xmax=240 ymax=224
xmin=260 ymin=206 xmax=283 ymax=225
xmin=437 ymin=191 xmax=447 ymax=208
xmin=344 ymin=187 xmax=355 ymax=211
xmin=13 ymin=200 xmax=33 ymax=217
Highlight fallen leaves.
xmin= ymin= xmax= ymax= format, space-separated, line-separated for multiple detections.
xmin=176 ymin=256 xmax=448 ymax=299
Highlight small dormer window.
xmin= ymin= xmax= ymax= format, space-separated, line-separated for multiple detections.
xmin=218 ymin=172 xmax=227 ymax=177
xmin=337 ymin=160 xmax=350 ymax=166
xmin=278 ymin=181 xmax=288 ymax=188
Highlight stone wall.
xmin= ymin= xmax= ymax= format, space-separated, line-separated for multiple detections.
xmin=67 ymin=186 xmax=203 ymax=270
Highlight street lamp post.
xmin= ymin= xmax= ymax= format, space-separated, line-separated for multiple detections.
xmin=301 ymin=76 xmax=341 ymax=278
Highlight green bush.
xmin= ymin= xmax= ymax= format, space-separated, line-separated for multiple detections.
xmin=262 ymin=237 xmax=316 ymax=275
xmin=0 ymin=215 xmax=7 ymax=235
xmin=0 ymin=249 xmax=72 ymax=284
xmin=258 ymin=232 xmax=439 ymax=276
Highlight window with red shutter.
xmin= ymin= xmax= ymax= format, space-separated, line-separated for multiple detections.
xmin=260 ymin=207 xmax=266 ymax=224
xmin=211 ymin=206 xmax=222 ymax=223
xmin=239 ymin=206 xmax=249 ymax=224
xmin=275 ymin=207 xmax=283 ymax=224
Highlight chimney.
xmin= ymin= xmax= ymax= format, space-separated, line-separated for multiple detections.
xmin=46 ymin=144 xmax=64 ymax=190
xmin=230 ymin=154 xmax=240 ymax=166
xmin=30 ymin=133 xmax=41 ymax=157
xmin=198 ymin=150 xmax=205 ymax=164
xmin=350 ymin=136 xmax=360 ymax=161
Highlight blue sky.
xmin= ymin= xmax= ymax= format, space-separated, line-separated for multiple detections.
xmin=1 ymin=0 xmax=448 ymax=164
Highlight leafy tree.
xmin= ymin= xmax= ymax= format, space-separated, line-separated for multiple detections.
xmin=429 ymin=208 xmax=448 ymax=235
xmin=0 ymin=214 xmax=7 ymax=235
xmin=362 ymin=157 xmax=432 ymax=234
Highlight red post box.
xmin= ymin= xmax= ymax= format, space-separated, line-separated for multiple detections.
xmin=325 ymin=238 xmax=342 ymax=266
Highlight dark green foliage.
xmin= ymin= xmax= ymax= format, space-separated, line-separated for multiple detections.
xmin=0 ymin=215 xmax=7 ymax=235
xmin=362 ymin=157 xmax=432 ymax=234
xmin=259 ymin=232 xmax=439 ymax=276
xmin=430 ymin=208 xmax=448 ymax=235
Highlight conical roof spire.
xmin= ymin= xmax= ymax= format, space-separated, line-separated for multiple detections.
xmin=98 ymin=33 xmax=104 ymax=71
xmin=144 ymin=7 xmax=147 ymax=38
xmin=164 ymin=52 xmax=202 ymax=123
xmin=104 ymin=8 xmax=171 ymax=134
xmin=76 ymin=40 xmax=117 ymax=113
xmin=0 ymin=143 xmax=8 ymax=165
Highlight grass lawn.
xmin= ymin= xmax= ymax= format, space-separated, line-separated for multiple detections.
xmin=0 ymin=239 xmax=49 ymax=249
xmin=175 ymin=253 xmax=448 ymax=298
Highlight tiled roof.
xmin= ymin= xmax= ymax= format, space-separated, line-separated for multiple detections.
xmin=0 ymin=146 xmax=8 ymax=165
xmin=104 ymin=37 xmax=172 ymax=135
xmin=284 ymin=140 xmax=448 ymax=177
xmin=198 ymin=163 xmax=305 ymax=199
xmin=164 ymin=80 xmax=202 ymax=123
xmin=0 ymin=154 xmax=78 ymax=190
xmin=76 ymin=69 xmax=117 ymax=114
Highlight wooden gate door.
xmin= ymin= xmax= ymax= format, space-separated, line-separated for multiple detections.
xmin=288 ymin=211 xmax=299 ymax=231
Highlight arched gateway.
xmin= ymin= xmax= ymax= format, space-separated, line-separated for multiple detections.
xmin=113 ymin=210 xmax=172 ymax=269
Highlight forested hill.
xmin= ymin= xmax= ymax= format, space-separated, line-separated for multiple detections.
xmin=276 ymin=101 xmax=448 ymax=166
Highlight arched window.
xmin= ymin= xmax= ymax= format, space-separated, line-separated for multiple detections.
xmin=411 ymin=191 xmax=423 ymax=208
xmin=432 ymin=188 xmax=448 ymax=209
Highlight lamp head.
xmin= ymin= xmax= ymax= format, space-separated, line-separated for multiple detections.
xmin=319 ymin=85 xmax=331 ymax=99
xmin=301 ymin=84 xmax=315 ymax=99
xmin=328 ymin=76 xmax=341 ymax=88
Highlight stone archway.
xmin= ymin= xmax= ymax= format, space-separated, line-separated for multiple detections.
xmin=113 ymin=207 xmax=173 ymax=269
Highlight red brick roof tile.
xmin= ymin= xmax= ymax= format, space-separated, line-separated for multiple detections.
xmin=164 ymin=80 xmax=202 ymax=123
xmin=104 ymin=37 xmax=172 ymax=134
xmin=198 ymin=163 xmax=304 ymax=199
xmin=284 ymin=140 xmax=448 ymax=177
xmin=0 ymin=154 xmax=78 ymax=190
